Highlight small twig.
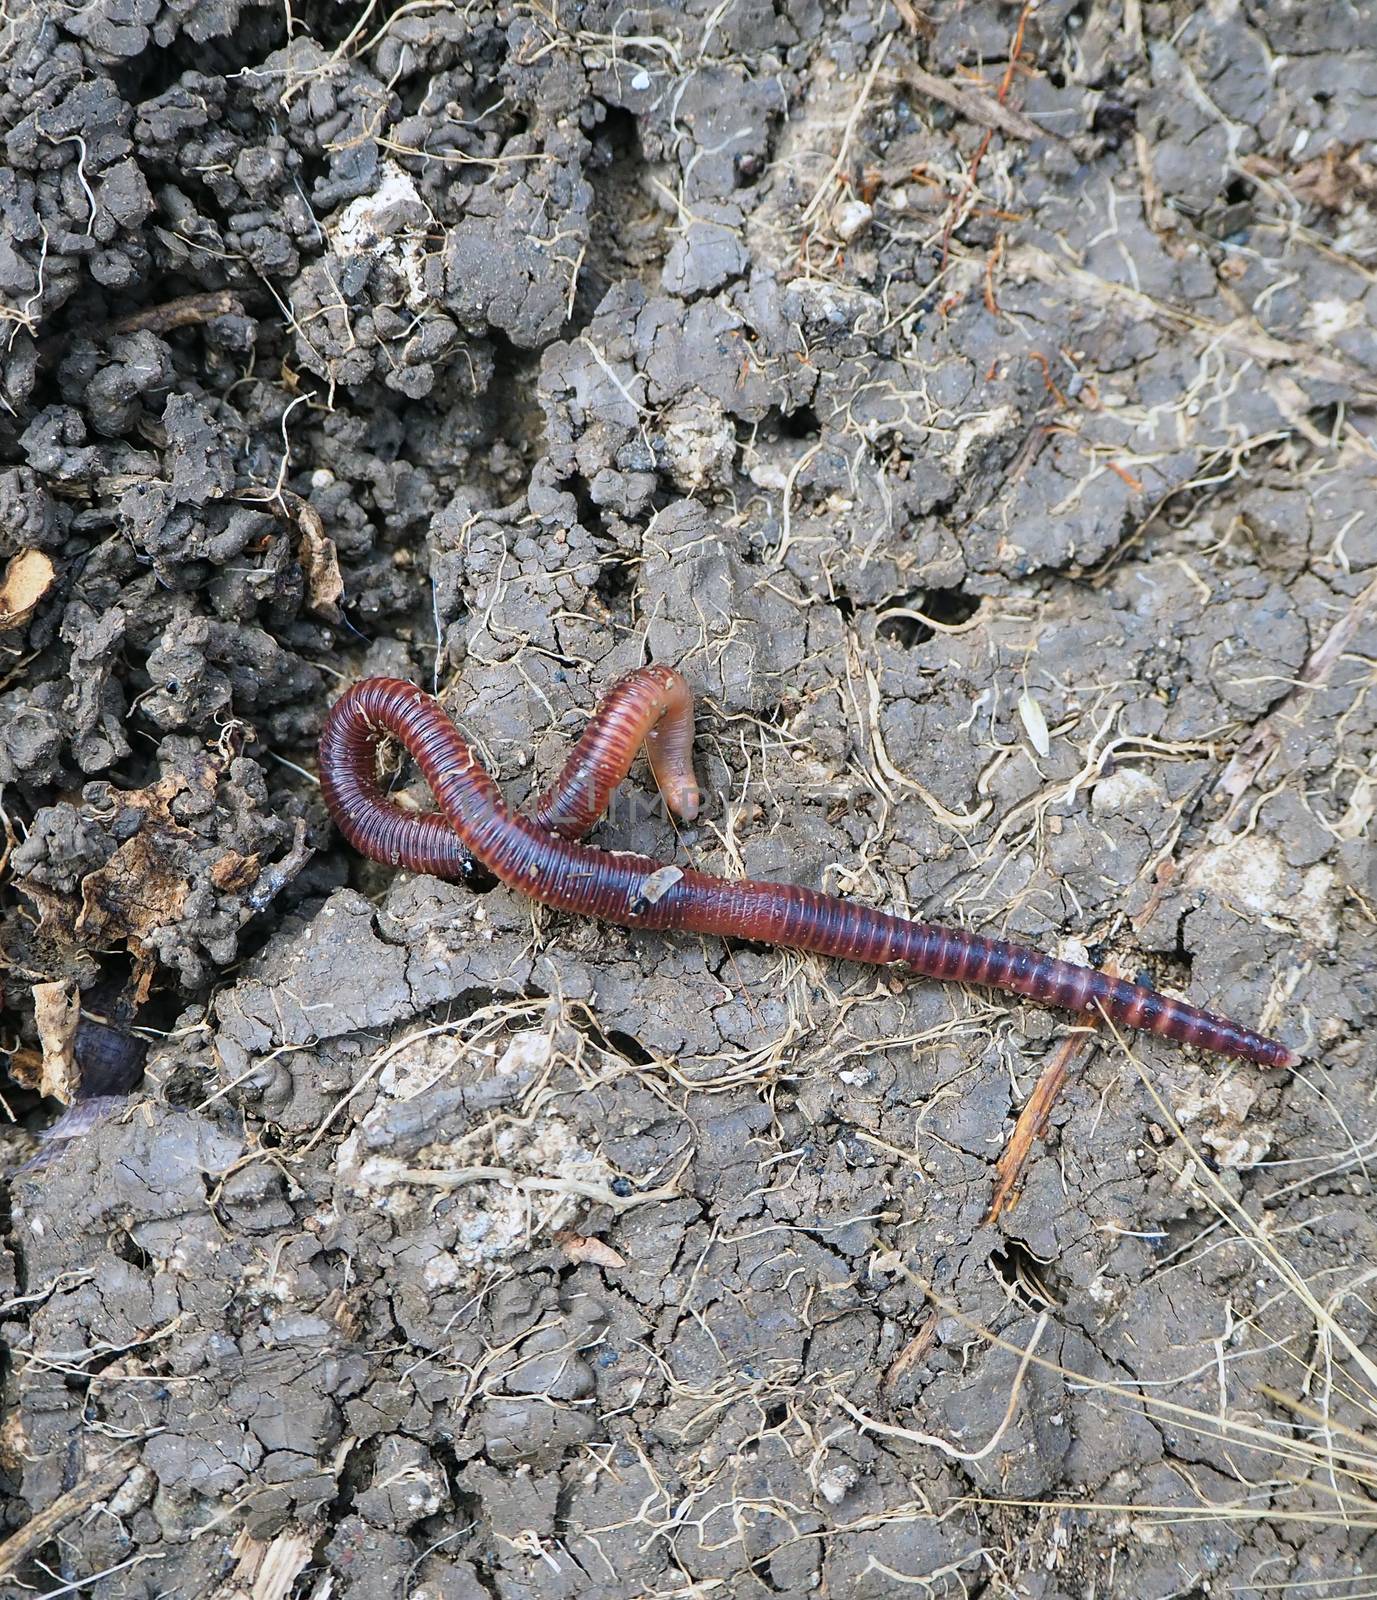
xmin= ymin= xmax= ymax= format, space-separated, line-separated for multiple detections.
xmin=940 ymin=1 xmax=1034 ymax=266
xmin=899 ymin=62 xmax=1064 ymax=145
xmin=373 ymin=1161 xmax=684 ymax=1213
xmin=0 ymin=1446 xmax=141 ymax=1580
xmin=986 ymin=1024 xmax=1101 ymax=1222
xmin=105 ymin=290 xmax=242 ymax=337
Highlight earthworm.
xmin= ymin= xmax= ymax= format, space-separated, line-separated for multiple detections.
xmin=320 ymin=667 xmax=698 ymax=884
xmin=318 ymin=668 xmax=1298 ymax=1069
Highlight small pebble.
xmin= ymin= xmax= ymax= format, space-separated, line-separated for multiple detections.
xmin=834 ymin=200 xmax=873 ymax=241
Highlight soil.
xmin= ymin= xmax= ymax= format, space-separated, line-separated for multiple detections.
xmin=1 ymin=2 xmax=1374 ymax=1597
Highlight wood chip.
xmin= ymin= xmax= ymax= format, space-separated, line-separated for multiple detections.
xmin=0 ymin=549 xmax=55 ymax=632
xmin=225 ymin=1526 xmax=316 ymax=1600
xmin=0 ymin=1447 xmax=141 ymax=1583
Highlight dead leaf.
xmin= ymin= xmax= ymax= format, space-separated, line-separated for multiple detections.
xmin=4 ymin=1048 xmax=44 ymax=1097
xmin=77 ymin=830 xmax=190 ymax=950
xmin=31 ymin=981 xmax=81 ymax=1103
xmin=61 ymin=773 xmax=195 ymax=952
xmin=557 ymin=1234 xmax=627 ymax=1269
xmin=1247 ymin=145 xmax=1377 ymax=213
xmin=290 ymin=495 xmax=343 ymax=621
xmin=13 ymin=755 xmax=235 ymax=996
xmin=0 ymin=550 xmax=55 ymax=632
xmin=129 ymin=950 xmax=157 ymax=1009
xmin=211 ymin=849 xmax=263 ymax=892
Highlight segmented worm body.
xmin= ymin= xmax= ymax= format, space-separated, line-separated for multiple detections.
xmin=318 ymin=668 xmax=1297 ymax=1069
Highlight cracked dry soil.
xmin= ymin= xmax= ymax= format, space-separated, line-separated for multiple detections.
xmin=1 ymin=2 xmax=1375 ymax=1597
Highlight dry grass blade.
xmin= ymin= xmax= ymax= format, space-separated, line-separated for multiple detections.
xmin=799 ymin=34 xmax=894 ymax=228
xmin=851 ymin=1015 xmax=1377 ymax=1559
xmin=1005 ymin=242 xmax=1377 ymax=402
xmin=1102 ymin=1020 xmax=1377 ymax=1403
xmin=880 ymin=1257 xmax=1377 ymax=1508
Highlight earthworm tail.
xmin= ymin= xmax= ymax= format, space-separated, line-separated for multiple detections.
xmin=318 ymin=675 xmax=1297 ymax=1070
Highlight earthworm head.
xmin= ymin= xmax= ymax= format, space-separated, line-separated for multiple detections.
xmin=656 ymin=765 xmax=700 ymax=822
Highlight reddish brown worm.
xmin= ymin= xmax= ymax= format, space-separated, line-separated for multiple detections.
xmin=318 ymin=667 xmax=1298 ymax=1069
